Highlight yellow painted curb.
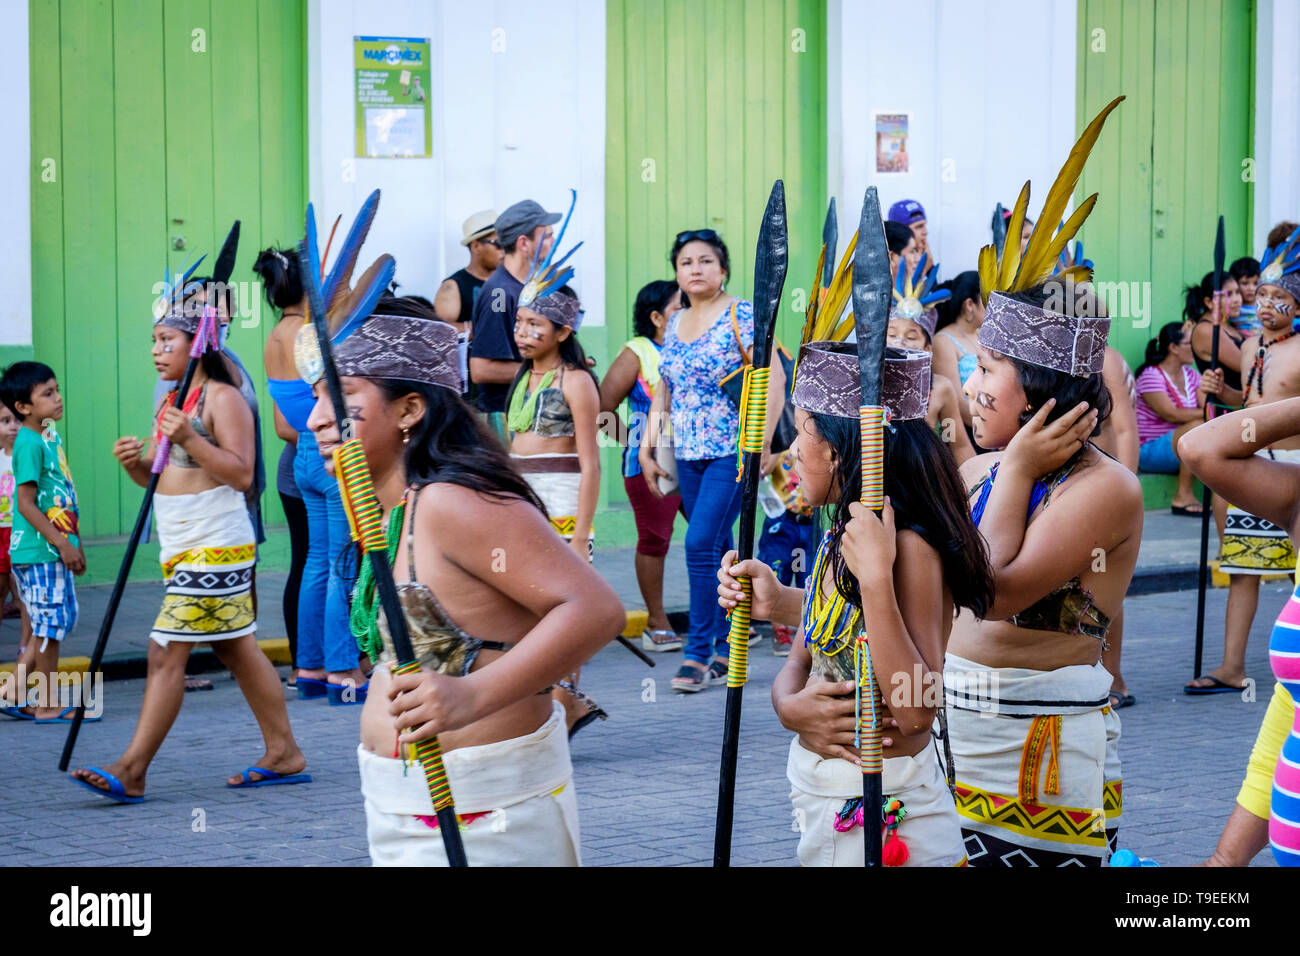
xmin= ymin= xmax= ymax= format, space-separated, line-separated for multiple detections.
xmin=0 ymin=639 xmax=292 ymax=678
xmin=621 ymin=609 xmax=649 ymax=639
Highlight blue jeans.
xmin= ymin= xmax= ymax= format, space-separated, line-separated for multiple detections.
xmin=677 ymin=454 xmax=744 ymax=665
xmin=293 ymin=431 xmax=358 ymax=672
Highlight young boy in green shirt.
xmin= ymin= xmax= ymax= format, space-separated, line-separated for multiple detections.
xmin=0 ymin=361 xmax=89 ymax=721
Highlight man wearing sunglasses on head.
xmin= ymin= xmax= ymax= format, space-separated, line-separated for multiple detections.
xmin=435 ymin=209 xmax=503 ymax=337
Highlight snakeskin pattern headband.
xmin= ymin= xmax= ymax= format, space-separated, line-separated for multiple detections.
xmin=978 ymin=291 xmax=1108 ymax=377
xmin=331 ymin=314 xmax=462 ymax=393
xmin=790 ymin=341 xmax=930 ymax=421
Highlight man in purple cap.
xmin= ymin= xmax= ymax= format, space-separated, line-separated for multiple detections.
xmin=469 ymin=199 xmax=560 ymax=431
xmin=888 ymin=198 xmax=928 ymax=258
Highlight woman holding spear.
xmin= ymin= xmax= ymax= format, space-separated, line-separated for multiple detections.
xmin=70 ymin=274 xmax=308 ymax=803
xmin=311 ymin=300 xmax=625 ymax=864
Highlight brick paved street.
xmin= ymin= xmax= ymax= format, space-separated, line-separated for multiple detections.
xmin=2 ymin=560 xmax=1285 ymax=866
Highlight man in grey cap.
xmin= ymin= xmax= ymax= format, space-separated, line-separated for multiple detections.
xmin=469 ymin=199 xmax=560 ymax=430
xmin=434 ymin=209 xmax=502 ymax=335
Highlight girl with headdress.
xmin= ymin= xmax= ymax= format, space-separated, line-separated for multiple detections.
xmin=70 ymin=279 xmax=309 ymax=803
xmin=505 ymin=281 xmax=606 ymax=737
xmin=309 ymin=307 xmax=623 ymax=865
xmin=717 ymin=233 xmax=994 ymax=865
xmin=718 ymin=333 xmax=993 ymax=866
xmin=886 ymin=255 xmax=976 ymax=464
xmin=943 ymin=97 xmax=1143 ymax=866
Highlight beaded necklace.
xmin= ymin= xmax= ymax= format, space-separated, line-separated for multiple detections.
xmin=800 ymin=529 xmax=861 ymax=658
xmin=1245 ymin=329 xmax=1299 ymax=398
xmin=350 ymin=488 xmax=409 ymax=663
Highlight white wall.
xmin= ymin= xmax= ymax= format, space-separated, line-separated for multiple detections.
xmin=832 ymin=0 xmax=1076 ymax=279
xmin=307 ymin=0 xmax=606 ymax=324
xmin=0 ymin=0 xmax=30 ymax=346
xmin=1254 ymin=0 xmax=1300 ymax=255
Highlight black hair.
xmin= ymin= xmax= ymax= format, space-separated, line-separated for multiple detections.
xmin=188 ymin=274 xmax=236 ymax=321
xmin=1137 ymin=321 xmax=1187 ymax=376
xmin=885 ymin=221 xmax=915 ymax=255
xmin=933 ymin=271 xmax=981 ymax=332
xmin=810 ymin=410 xmax=994 ymax=620
xmin=374 ymin=294 xmax=439 ymax=321
xmin=505 ymin=309 xmax=600 ymax=409
xmin=251 ymin=247 xmax=303 ymax=310
xmin=1182 ymin=271 xmax=1238 ymax=322
xmin=1000 ymin=283 xmax=1113 ymax=437
xmin=1229 ymin=257 xmax=1261 ymax=282
xmin=375 ymin=378 xmax=547 ymax=513
xmin=632 ymin=280 xmax=680 ymax=339
xmin=0 ymin=361 xmax=57 ymax=419
xmin=669 ymin=230 xmax=730 ymax=279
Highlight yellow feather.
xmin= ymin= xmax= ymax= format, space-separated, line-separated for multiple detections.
xmin=815 ymin=232 xmax=858 ymax=341
xmin=1016 ymin=95 xmax=1124 ymax=289
xmin=997 ymin=182 xmax=1031 ymax=291
xmin=800 ymin=243 xmax=829 ymax=345
xmin=977 ymin=245 xmax=999 ymax=304
xmin=830 ymin=315 xmax=855 ymax=342
xmin=1019 ymin=194 xmax=1099 ymax=290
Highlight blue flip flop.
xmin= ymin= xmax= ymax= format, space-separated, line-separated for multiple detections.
xmin=296 ymin=677 xmax=329 ymax=700
xmin=34 ymin=707 xmax=101 ymax=724
xmin=327 ymin=681 xmax=368 ymax=706
xmin=1 ymin=705 xmax=35 ymax=720
xmin=227 ymin=766 xmax=313 ymax=789
xmin=70 ymin=767 xmax=144 ymax=804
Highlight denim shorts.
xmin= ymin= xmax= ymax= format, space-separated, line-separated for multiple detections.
xmin=1139 ymin=430 xmax=1180 ymax=474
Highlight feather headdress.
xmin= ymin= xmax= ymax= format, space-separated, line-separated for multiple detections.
xmin=295 ymin=190 xmax=396 ymax=384
xmin=977 ymin=96 xmax=1124 ymax=304
xmin=975 ymin=96 xmax=1123 ymax=378
xmin=518 ymin=189 xmax=583 ymax=310
xmin=891 ymin=253 xmax=950 ymax=321
xmin=1259 ymin=224 xmax=1300 ymax=301
xmin=799 ymin=230 xmax=858 ymax=347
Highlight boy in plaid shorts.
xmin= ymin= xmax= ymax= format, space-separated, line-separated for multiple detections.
xmin=0 ymin=362 xmax=89 ymax=722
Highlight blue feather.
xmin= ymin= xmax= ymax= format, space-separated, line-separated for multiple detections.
xmin=305 ymin=204 xmax=322 ymax=291
xmin=332 ymin=256 xmax=397 ymax=344
xmin=322 ymin=189 xmax=381 ymax=310
xmin=909 ymin=252 xmax=927 ymax=290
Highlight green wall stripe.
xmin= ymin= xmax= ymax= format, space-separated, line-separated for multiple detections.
xmin=1078 ymin=0 xmax=1253 ymax=368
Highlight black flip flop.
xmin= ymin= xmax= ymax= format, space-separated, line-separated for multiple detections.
xmin=1171 ymin=504 xmax=1204 ymax=517
xmin=1108 ymin=691 xmax=1136 ymax=709
xmin=1184 ymin=676 xmax=1246 ymax=695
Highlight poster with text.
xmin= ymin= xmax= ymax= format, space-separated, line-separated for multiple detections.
xmin=875 ymin=112 xmax=909 ymax=174
xmin=354 ymin=36 xmax=432 ymax=158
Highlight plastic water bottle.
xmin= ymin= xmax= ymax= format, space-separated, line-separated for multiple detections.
xmin=1110 ymin=848 xmax=1160 ymax=867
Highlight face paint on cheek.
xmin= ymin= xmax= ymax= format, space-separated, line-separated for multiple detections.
xmin=346 ymin=405 xmax=366 ymax=423
xmin=527 ymin=328 xmax=544 ymax=341
xmin=975 ymin=391 xmax=998 ymax=411
xmin=1278 ymin=301 xmax=1294 ymax=317
xmin=161 ymin=344 xmax=175 ymax=353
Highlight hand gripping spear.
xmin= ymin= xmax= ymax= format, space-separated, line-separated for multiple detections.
xmin=851 ymin=187 xmax=892 ymax=867
xmin=60 ymin=223 xmax=238 ymax=771
xmin=712 ymin=181 xmax=788 ymax=867
xmin=295 ymin=234 xmax=469 ymax=868
xmin=1193 ymin=215 xmax=1226 ymax=682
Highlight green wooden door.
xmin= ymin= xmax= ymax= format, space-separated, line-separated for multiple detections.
xmin=30 ymin=0 xmax=305 ymax=574
xmin=1077 ymin=0 xmax=1254 ymax=367
xmin=605 ymin=0 xmax=826 ymax=541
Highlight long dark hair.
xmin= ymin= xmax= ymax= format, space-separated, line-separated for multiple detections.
xmin=1183 ymin=272 xmax=1216 ymax=322
xmin=252 ymin=247 xmax=303 ymax=310
xmin=811 ymin=413 xmax=994 ymax=620
xmin=1137 ymin=321 xmax=1186 ymax=376
xmin=377 ymin=378 xmax=545 ymax=511
xmin=934 ymin=271 xmax=981 ymax=332
xmin=633 ymin=280 xmax=680 ymax=339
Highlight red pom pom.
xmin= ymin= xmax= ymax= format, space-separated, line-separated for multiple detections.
xmin=882 ymin=832 xmax=909 ymax=867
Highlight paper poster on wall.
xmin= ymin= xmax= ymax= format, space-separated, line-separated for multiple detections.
xmin=354 ymin=36 xmax=432 ymax=158
xmin=874 ymin=112 xmax=909 ymax=174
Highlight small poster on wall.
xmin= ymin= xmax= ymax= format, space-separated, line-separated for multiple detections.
xmin=354 ymin=36 xmax=432 ymax=158
xmin=874 ymin=112 xmax=909 ymax=174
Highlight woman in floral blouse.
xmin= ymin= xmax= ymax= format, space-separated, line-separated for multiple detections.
xmin=639 ymin=229 xmax=784 ymax=692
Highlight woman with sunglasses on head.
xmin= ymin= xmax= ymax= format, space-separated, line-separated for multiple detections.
xmin=639 ymin=229 xmax=784 ymax=693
